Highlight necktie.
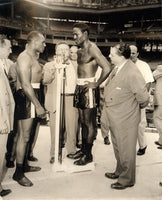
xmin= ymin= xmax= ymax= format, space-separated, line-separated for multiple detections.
xmin=1 ymin=59 xmax=9 ymax=79
xmin=111 ymin=66 xmax=118 ymax=80
xmin=3 ymin=67 xmax=8 ymax=79
xmin=105 ymin=66 xmax=118 ymax=86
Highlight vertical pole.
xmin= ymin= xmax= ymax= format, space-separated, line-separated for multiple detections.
xmin=54 ymin=68 xmax=62 ymax=164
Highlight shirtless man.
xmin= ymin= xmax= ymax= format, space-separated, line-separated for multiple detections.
xmin=71 ymin=23 xmax=111 ymax=165
xmin=13 ymin=31 xmax=46 ymax=187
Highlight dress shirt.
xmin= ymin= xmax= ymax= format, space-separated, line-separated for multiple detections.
xmin=135 ymin=59 xmax=154 ymax=83
xmin=64 ymin=60 xmax=77 ymax=94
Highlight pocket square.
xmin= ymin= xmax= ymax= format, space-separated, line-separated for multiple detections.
xmin=116 ymin=87 xmax=121 ymax=90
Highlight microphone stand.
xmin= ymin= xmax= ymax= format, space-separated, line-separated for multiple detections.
xmin=54 ymin=55 xmax=66 ymax=165
xmin=59 ymin=60 xmax=66 ymax=164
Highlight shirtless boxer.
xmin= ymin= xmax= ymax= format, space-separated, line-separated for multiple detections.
xmin=70 ymin=23 xmax=111 ymax=165
xmin=13 ymin=31 xmax=46 ymax=186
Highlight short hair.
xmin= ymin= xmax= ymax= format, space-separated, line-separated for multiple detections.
xmin=55 ymin=41 xmax=69 ymax=51
xmin=129 ymin=45 xmax=138 ymax=53
xmin=27 ymin=31 xmax=43 ymax=44
xmin=73 ymin=23 xmax=90 ymax=35
xmin=0 ymin=34 xmax=7 ymax=47
xmin=114 ymin=43 xmax=131 ymax=59
xmin=70 ymin=45 xmax=78 ymax=51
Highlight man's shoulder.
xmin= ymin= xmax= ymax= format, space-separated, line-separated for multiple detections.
xmin=7 ymin=58 xmax=14 ymax=65
xmin=137 ymin=59 xmax=149 ymax=67
xmin=17 ymin=50 xmax=31 ymax=62
xmin=43 ymin=60 xmax=56 ymax=72
xmin=88 ymin=41 xmax=101 ymax=57
xmin=125 ymin=59 xmax=136 ymax=69
xmin=44 ymin=60 xmax=54 ymax=68
xmin=89 ymin=41 xmax=98 ymax=49
xmin=125 ymin=60 xmax=141 ymax=75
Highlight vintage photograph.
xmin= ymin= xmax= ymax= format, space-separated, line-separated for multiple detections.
xmin=0 ymin=0 xmax=162 ymax=199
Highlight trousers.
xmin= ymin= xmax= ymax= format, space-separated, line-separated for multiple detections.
xmin=138 ymin=108 xmax=147 ymax=149
xmin=0 ymin=134 xmax=8 ymax=182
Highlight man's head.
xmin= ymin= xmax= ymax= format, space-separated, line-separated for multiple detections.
xmin=69 ymin=45 xmax=78 ymax=61
xmin=27 ymin=31 xmax=46 ymax=53
xmin=109 ymin=43 xmax=130 ymax=66
xmin=130 ymin=45 xmax=139 ymax=63
xmin=55 ymin=41 xmax=70 ymax=62
xmin=73 ymin=23 xmax=90 ymax=46
xmin=0 ymin=35 xmax=12 ymax=59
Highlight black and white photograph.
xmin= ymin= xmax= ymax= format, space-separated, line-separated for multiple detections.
xmin=0 ymin=0 xmax=162 ymax=199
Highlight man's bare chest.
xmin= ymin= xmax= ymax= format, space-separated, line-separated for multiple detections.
xmin=32 ymin=60 xmax=42 ymax=74
xmin=31 ymin=60 xmax=42 ymax=82
xmin=77 ymin=49 xmax=94 ymax=64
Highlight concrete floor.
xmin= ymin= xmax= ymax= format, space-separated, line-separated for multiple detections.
xmin=2 ymin=125 xmax=162 ymax=200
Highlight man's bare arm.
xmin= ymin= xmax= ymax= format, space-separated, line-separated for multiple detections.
xmin=17 ymin=54 xmax=45 ymax=118
xmin=90 ymin=45 xmax=111 ymax=87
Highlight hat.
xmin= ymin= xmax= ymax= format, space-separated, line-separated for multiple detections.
xmin=153 ymin=65 xmax=162 ymax=80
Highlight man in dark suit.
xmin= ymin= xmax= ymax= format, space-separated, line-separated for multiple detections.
xmin=103 ymin=43 xmax=149 ymax=189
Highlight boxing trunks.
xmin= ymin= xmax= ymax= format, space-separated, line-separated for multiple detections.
xmin=15 ymin=83 xmax=41 ymax=120
xmin=74 ymin=77 xmax=100 ymax=110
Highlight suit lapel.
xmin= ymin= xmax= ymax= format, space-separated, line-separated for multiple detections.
xmin=104 ymin=60 xmax=130 ymax=97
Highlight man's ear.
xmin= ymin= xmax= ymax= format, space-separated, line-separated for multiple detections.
xmin=84 ymin=31 xmax=88 ymax=37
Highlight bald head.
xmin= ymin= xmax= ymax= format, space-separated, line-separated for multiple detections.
xmin=130 ymin=45 xmax=138 ymax=52
xmin=26 ymin=31 xmax=46 ymax=53
xmin=130 ymin=45 xmax=139 ymax=63
xmin=27 ymin=31 xmax=43 ymax=43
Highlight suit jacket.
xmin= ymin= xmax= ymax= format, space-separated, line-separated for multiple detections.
xmin=43 ymin=59 xmax=77 ymax=113
xmin=0 ymin=62 xmax=15 ymax=132
xmin=104 ymin=59 xmax=149 ymax=130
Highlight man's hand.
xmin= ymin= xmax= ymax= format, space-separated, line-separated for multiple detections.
xmin=0 ymin=125 xmax=8 ymax=134
xmin=36 ymin=106 xmax=46 ymax=119
xmin=139 ymin=100 xmax=149 ymax=109
xmin=54 ymin=55 xmax=66 ymax=70
xmin=55 ymin=63 xmax=66 ymax=70
xmin=84 ymin=81 xmax=98 ymax=91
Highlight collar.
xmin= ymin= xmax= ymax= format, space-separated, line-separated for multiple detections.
xmin=116 ymin=60 xmax=127 ymax=74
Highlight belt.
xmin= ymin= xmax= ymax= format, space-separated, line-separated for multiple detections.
xmin=61 ymin=93 xmax=74 ymax=96
xmin=77 ymin=77 xmax=96 ymax=86
xmin=19 ymin=83 xmax=40 ymax=89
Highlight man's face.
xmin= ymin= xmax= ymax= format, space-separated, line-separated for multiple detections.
xmin=56 ymin=44 xmax=70 ymax=62
xmin=73 ymin=27 xmax=85 ymax=46
xmin=70 ymin=46 xmax=78 ymax=61
xmin=34 ymin=35 xmax=46 ymax=53
xmin=109 ymin=47 xmax=121 ymax=66
xmin=0 ymin=39 xmax=12 ymax=59
xmin=130 ymin=46 xmax=138 ymax=63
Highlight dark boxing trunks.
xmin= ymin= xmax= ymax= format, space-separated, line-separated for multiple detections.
xmin=74 ymin=85 xmax=99 ymax=110
xmin=15 ymin=88 xmax=41 ymax=120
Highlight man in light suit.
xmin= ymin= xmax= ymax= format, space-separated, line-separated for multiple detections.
xmin=43 ymin=42 xmax=79 ymax=163
xmin=103 ymin=43 xmax=149 ymax=190
xmin=0 ymin=35 xmax=15 ymax=197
